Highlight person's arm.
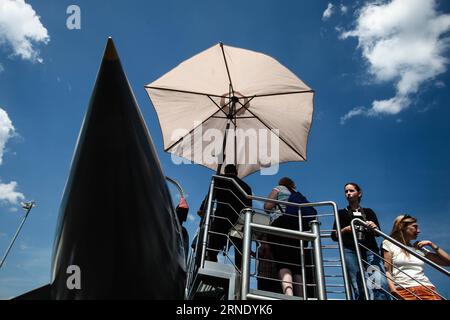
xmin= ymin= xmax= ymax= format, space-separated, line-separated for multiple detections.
xmin=364 ymin=209 xmax=380 ymax=233
xmin=331 ymin=214 xmax=351 ymax=242
xmin=340 ymin=225 xmax=353 ymax=234
xmin=414 ymin=240 xmax=450 ymax=266
xmin=383 ymin=248 xmax=403 ymax=300
xmin=331 ymin=219 xmax=338 ymax=241
xmin=263 ymin=189 xmax=279 ymax=211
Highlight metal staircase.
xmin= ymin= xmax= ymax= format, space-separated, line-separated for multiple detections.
xmin=186 ymin=175 xmax=352 ymax=300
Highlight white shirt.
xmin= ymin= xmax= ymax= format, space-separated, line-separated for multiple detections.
xmin=382 ymin=240 xmax=434 ymax=288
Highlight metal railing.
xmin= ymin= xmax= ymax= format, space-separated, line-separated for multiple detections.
xmin=187 ymin=175 xmax=352 ymax=300
xmin=240 ymin=208 xmax=326 ymax=300
xmin=351 ymin=218 xmax=449 ymax=300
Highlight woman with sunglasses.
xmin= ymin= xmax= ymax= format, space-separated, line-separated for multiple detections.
xmin=331 ymin=182 xmax=390 ymax=300
xmin=382 ymin=214 xmax=450 ymax=300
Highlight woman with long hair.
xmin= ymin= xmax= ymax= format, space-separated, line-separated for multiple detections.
xmin=382 ymin=214 xmax=450 ymax=300
xmin=331 ymin=182 xmax=390 ymax=300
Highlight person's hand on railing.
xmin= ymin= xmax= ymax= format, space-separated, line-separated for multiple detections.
xmin=413 ymin=240 xmax=438 ymax=252
xmin=197 ymin=210 xmax=204 ymax=217
xmin=364 ymin=220 xmax=378 ymax=230
xmin=413 ymin=240 xmax=450 ymax=267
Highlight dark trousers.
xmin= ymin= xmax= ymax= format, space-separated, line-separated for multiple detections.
xmin=201 ymin=210 xmax=243 ymax=271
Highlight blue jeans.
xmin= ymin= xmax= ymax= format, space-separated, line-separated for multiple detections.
xmin=344 ymin=248 xmax=391 ymax=300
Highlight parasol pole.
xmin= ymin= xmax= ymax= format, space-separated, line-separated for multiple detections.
xmin=216 ymin=95 xmax=237 ymax=175
xmin=216 ymin=120 xmax=230 ymax=175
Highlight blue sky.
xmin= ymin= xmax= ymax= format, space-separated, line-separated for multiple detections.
xmin=0 ymin=0 xmax=449 ymax=299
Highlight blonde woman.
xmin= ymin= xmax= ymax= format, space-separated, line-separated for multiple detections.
xmin=382 ymin=214 xmax=450 ymax=300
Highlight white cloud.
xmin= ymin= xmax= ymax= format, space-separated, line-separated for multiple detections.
xmin=0 ymin=107 xmax=14 ymax=165
xmin=340 ymin=4 xmax=348 ymax=14
xmin=0 ymin=0 xmax=50 ymax=63
xmin=340 ymin=0 xmax=450 ymax=121
xmin=322 ymin=3 xmax=334 ymax=20
xmin=372 ymin=96 xmax=410 ymax=115
xmin=0 ymin=108 xmax=25 ymax=205
xmin=0 ymin=181 xmax=25 ymax=204
xmin=0 ymin=63 xmax=4 ymax=73
xmin=187 ymin=214 xmax=195 ymax=222
xmin=340 ymin=106 xmax=367 ymax=124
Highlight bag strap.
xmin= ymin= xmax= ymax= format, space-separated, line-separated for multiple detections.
xmin=276 ymin=203 xmax=285 ymax=213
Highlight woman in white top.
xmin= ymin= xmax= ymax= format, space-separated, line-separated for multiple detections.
xmin=382 ymin=214 xmax=450 ymax=300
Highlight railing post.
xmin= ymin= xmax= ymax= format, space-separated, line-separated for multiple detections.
xmin=298 ymin=214 xmax=307 ymax=299
xmin=241 ymin=208 xmax=253 ymax=300
xmin=350 ymin=219 xmax=370 ymax=300
xmin=310 ymin=220 xmax=327 ymax=300
xmin=331 ymin=202 xmax=352 ymax=300
xmin=200 ymin=178 xmax=216 ymax=267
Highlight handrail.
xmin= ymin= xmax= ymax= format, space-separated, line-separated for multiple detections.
xmin=200 ymin=178 xmax=216 ymax=267
xmin=351 ymin=218 xmax=449 ymax=300
xmin=240 ymin=208 xmax=327 ymax=300
xmin=212 ymin=175 xmax=338 ymax=210
xmin=165 ymin=176 xmax=185 ymax=198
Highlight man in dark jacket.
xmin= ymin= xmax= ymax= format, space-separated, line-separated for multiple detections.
xmin=198 ymin=164 xmax=252 ymax=271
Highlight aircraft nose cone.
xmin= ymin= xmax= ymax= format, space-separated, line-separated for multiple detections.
xmin=50 ymin=38 xmax=185 ymax=300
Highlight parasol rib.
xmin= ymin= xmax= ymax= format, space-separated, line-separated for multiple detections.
xmin=145 ymin=86 xmax=313 ymax=100
xmin=241 ymin=90 xmax=314 ymax=99
xmin=211 ymin=116 xmax=256 ymax=119
xmin=207 ymin=95 xmax=229 ymax=117
xmin=145 ymin=86 xmax=226 ymax=99
xmin=242 ymin=107 xmax=307 ymax=161
xmin=164 ymin=100 xmax=236 ymax=153
xmin=219 ymin=42 xmax=235 ymax=96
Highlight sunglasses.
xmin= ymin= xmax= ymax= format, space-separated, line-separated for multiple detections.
xmin=400 ymin=214 xmax=413 ymax=222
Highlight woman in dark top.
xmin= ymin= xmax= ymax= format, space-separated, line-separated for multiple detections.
xmin=264 ymin=177 xmax=317 ymax=297
xmin=331 ymin=182 xmax=390 ymax=300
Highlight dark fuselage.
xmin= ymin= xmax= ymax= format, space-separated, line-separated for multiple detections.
xmin=50 ymin=38 xmax=186 ymax=299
